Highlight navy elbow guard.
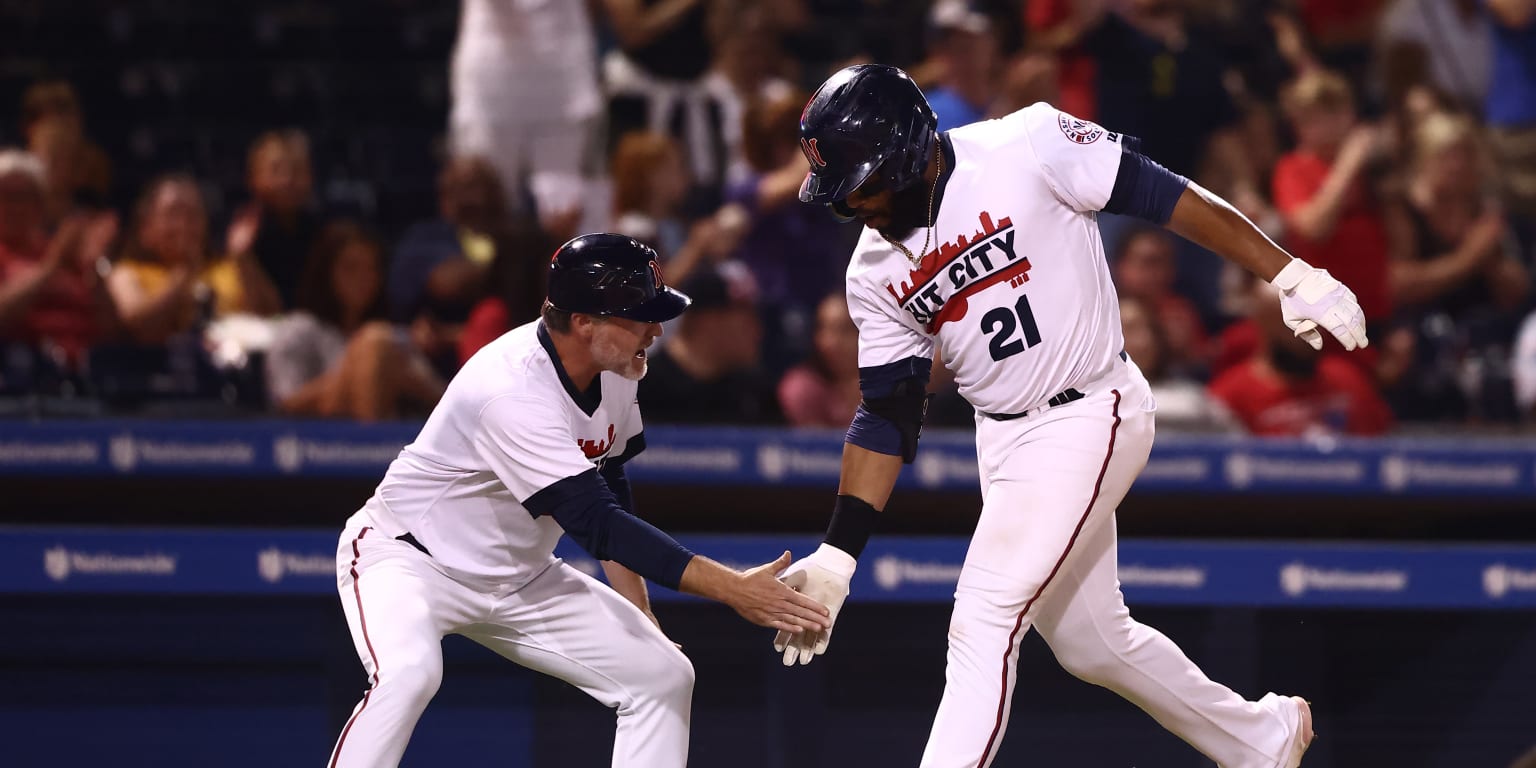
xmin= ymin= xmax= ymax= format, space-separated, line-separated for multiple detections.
xmin=860 ymin=377 xmax=933 ymax=463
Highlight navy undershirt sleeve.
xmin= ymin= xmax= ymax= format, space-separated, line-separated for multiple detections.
xmin=599 ymin=461 xmax=635 ymax=515
xmin=525 ymin=468 xmax=692 ymax=590
xmin=1102 ymin=149 xmax=1190 ymax=225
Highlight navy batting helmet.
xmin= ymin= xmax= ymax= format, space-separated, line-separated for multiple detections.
xmin=547 ymin=233 xmax=691 ymax=322
xmin=797 ymin=64 xmax=938 ymax=206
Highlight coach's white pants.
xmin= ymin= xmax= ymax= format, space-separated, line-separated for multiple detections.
xmin=327 ymin=526 xmax=693 ymax=768
xmin=920 ymin=366 xmax=1303 ymax=768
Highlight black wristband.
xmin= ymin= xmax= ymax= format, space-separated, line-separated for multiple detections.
xmin=824 ymin=494 xmax=879 ymax=559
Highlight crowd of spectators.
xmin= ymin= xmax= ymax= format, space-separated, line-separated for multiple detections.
xmin=0 ymin=0 xmax=1533 ymax=437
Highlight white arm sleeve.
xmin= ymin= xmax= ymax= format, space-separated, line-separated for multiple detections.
xmin=1014 ymin=104 xmax=1125 ymax=213
xmin=473 ymin=395 xmax=595 ymax=502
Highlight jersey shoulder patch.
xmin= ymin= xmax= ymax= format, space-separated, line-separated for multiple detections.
xmin=1057 ymin=113 xmax=1106 ymax=144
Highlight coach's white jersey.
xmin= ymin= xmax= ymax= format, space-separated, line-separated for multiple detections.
xmin=846 ymin=103 xmax=1128 ymax=415
xmin=357 ymin=321 xmax=642 ymax=586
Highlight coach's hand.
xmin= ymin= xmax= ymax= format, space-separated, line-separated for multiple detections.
xmin=724 ymin=551 xmax=833 ymax=634
xmin=773 ymin=543 xmax=857 ymax=666
xmin=1270 ymin=259 xmax=1369 ymax=351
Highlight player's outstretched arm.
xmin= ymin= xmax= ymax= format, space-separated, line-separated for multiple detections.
xmin=1164 ymin=182 xmax=1368 ymax=351
xmin=679 ymin=552 xmax=832 ymax=635
xmin=773 ymin=442 xmax=904 ymax=665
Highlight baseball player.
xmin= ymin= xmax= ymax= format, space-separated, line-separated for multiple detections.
xmin=778 ymin=65 xmax=1365 ymax=767
xmin=328 ymin=233 xmax=830 ymax=768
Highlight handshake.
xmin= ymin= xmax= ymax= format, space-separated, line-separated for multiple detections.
xmin=772 ymin=544 xmax=858 ymax=666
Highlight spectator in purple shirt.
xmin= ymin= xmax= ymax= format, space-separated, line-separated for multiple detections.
xmin=723 ymin=90 xmax=859 ymax=374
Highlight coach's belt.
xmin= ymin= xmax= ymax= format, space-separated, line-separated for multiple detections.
xmin=981 ymin=388 xmax=1084 ymax=421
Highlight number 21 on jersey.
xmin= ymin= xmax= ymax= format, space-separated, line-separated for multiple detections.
xmin=981 ymin=293 xmax=1041 ymax=361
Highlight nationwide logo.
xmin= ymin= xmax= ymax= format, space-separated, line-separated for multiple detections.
xmin=913 ymin=450 xmax=982 ymax=490
xmin=1483 ymin=563 xmax=1536 ymax=599
xmin=756 ymin=444 xmax=841 ymax=482
xmin=1120 ymin=564 xmax=1207 ymax=589
xmin=257 ymin=547 xmax=335 ymax=584
xmin=273 ymin=435 xmax=403 ymax=473
xmin=274 ymin=435 xmax=302 ymax=472
xmin=43 ymin=545 xmax=177 ymax=582
xmin=0 ymin=439 xmax=99 ymax=465
xmin=1378 ymin=455 xmax=1522 ymax=492
xmin=44 ymin=546 xmax=69 ymax=582
xmin=872 ymin=555 xmax=964 ymax=591
xmin=1138 ymin=457 xmax=1211 ymax=483
xmin=628 ymin=446 xmax=742 ymax=473
xmin=108 ymin=434 xmax=256 ymax=472
xmin=884 ymin=211 xmax=1027 ymax=332
xmin=1279 ymin=562 xmax=1408 ymax=597
xmin=109 ymin=434 xmax=136 ymax=471
xmin=1224 ymin=453 xmax=1365 ymax=489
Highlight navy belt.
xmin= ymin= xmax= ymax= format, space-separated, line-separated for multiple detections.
xmin=982 ymin=388 xmax=1084 ymax=421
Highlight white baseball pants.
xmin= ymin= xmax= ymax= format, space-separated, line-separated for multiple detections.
xmin=327 ymin=525 xmax=693 ymax=768
xmin=921 ymin=366 xmax=1305 ymax=768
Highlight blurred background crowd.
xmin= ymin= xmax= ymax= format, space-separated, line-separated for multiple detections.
xmin=0 ymin=0 xmax=1533 ymax=437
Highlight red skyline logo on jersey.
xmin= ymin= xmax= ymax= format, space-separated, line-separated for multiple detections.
xmin=884 ymin=211 xmax=1030 ymax=333
xmin=577 ymin=424 xmax=616 ymax=460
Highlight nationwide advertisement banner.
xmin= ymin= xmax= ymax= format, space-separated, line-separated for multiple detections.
xmin=3 ymin=528 xmax=1534 ymax=608
xmin=0 ymin=422 xmax=1532 ymax=497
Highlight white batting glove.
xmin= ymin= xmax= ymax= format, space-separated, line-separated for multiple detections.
xmin=1269 ymin=259 xmax=1369 ymax=351
xmin=773 ymin=543 xmax=856 ymax=666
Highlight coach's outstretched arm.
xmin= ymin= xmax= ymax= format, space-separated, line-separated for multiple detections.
xmin=480 ymin=396 xmax=832 ymax=637
xmin=522 ymin=467 xmax=832 ymax=635
xmin=1164 ymin=182 xmax=1368 ymax=351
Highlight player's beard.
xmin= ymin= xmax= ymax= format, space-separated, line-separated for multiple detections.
xmin=592 ymin=333 xmax=649 ymax=381
xmin=877 ymin=182 xmax=936 ymax=244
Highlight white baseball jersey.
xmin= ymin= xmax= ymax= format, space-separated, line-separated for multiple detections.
xmin=847 ymin=103 xmax=1128 ymax=415
xmin=354 ymin=320 xmax=642 ymax=586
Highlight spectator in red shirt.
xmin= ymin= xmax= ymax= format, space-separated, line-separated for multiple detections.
xmin=0 ymin=149 xmax=119 ymax=369
xmin=456 ymin=218 xmax=552 ymax=366
xmin=1210 ymin=279 xmax=1392 ymax=437
xmin=1273 ymin=69 xmax=1393 ymax=324
xmin=1022 ymin=0 xmax=1095 ymax=121
xmin=1111 ymin=225 xmax=1208 ymax=376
